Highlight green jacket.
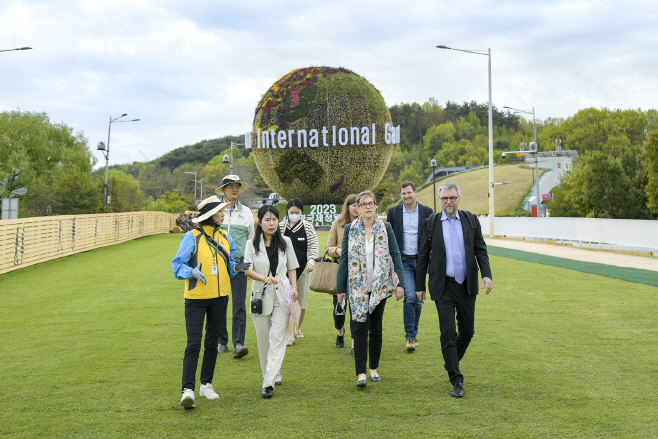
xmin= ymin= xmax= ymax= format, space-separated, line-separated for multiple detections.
xmin=336 ymin=221 xmax=404 ymax=297
xmin=218 ymin=198 xmax=255 ymax=260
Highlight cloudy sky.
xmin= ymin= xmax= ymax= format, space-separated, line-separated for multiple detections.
xmin=2 ymin=0 xmax=657 ymax=168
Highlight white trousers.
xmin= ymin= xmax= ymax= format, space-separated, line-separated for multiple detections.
xmin=252 ymin=297 xmax=289 ymax=388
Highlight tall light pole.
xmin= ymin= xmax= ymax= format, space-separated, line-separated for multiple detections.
xmin=184 ymin=171 xmax=198 ymax=199
xmin=136 ymin=149 xmax=156 ymax=210
xmin=223 ymin=140 xmax=244 ymax=174
xmin=437 ymin=45 xmax=494 ymax=237
xmin=0 ymin=47 xmax=32 ymax=53
xmin=430 ymin=159 xmax=438 ymax=212
xmin=97 ymin=114 xmax=140 ymax=205
xmin=503 ymin=106 xmax=541 ymax=217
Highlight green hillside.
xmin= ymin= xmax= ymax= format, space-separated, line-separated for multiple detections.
xmin=417 ymin=165 xmax=537 ymax=215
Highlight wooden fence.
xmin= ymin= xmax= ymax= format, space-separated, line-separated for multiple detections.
xmin=0 ymin=212 xmax=178 ymax=275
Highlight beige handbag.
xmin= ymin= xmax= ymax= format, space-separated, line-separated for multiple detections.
xmin=310 ymin=252 xmax=339 ymax=294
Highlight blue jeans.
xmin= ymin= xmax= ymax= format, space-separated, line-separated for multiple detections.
xmin=402 ymin=257 xmax=422 ymax=340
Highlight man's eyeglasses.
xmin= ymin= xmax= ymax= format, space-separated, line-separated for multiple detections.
xmin=359 ymin=202 xmax=377 ymax=208
xmin=439 ymin=196 xmax=459 ymax=203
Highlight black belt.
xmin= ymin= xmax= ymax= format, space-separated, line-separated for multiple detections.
xmin=402 ymin=254 xmax=418 ymax=259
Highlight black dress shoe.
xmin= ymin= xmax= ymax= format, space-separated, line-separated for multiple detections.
xmin=275 ymin=380 xmax=281 ymax=386
xmin=336 ymin=334 xmax=345 ymax=348
xmin=261 ymin=386 xmax=273 ymax=398
xmin=451 ymin=382 xmax=464 ymax=398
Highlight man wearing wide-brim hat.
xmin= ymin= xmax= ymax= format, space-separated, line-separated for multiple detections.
xmin=215 ymin=175 xmax=255 ymax=359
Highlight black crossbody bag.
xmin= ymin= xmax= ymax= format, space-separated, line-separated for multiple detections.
xmin=250 ymin=269 xmax=270 ymax=315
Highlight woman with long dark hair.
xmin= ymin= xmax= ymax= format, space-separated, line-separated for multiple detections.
xmin=279 ymin=198 xmax=319 ymax=345
xmin=244 ymin=205 xmax=299 ymax=398
xmin=336 ymin=190 xmax=404 ymax=388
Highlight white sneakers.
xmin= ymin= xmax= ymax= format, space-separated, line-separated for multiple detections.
xmin=180 ymin=388 xmax=195 ymax=408
xmin=180 ymin=384 xmax=218 ymax=408
xmin=199 ymin=383 xmax=219 ymax=400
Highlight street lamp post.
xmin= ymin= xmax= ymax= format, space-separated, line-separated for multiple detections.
xmin=437 ymin=45 xmax=494 ymax=237
xmin=184 ymin=171 xmax=198 ymax=199
xmin=0 ymin=47 xmax=32 ymax=53
xmin=97 ymin=114 xmax=140 ymax=205
xmin=223 ymin=140 xmax=245 ymax=174
xmin=503 ymin=106 xmax=541 ymax=217
xmin=136 ymin=149 xmax=156 ymax=210
xmin=430 ymin=159 xmax=438 ymax=212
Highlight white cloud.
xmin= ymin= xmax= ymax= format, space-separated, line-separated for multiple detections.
xmin=2 ymin=0 xmax=658 ymax=166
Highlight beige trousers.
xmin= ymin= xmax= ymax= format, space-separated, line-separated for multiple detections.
xmin=252 ymin=296 xmax=289 ymax=388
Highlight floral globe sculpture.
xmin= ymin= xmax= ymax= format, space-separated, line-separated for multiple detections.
xmin=251 ymin=66 xmax=394 ymax=204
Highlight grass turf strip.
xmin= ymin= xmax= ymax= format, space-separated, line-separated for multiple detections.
xmin=488 ymin=245 xmax=658 ymax=288
xmin=0 ymin=233 xmax=656 ymax=438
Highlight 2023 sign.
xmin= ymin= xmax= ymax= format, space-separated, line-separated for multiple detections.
xmin=307 ymin=204 xmax=339 ymax=226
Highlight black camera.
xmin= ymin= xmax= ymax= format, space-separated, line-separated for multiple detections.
xmin=250 ymin=284 xmax=267 ymax=315
xmin=250 ymin=297 xmax=263 ymax=315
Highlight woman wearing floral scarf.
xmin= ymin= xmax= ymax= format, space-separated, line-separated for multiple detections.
xmin=336 ymin=190 xmax=404 ymax=388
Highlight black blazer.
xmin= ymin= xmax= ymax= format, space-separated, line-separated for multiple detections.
xmin=386 ymin=202 xmax=433 ymax=255
xmin=415 ymin=210 xmax=492 ymax=300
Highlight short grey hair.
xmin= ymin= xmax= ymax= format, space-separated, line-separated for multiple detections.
xmin=438 ymin=181 xmax=460 ymax=198
xmin=356 ymin=190 xmax=377 ymax=205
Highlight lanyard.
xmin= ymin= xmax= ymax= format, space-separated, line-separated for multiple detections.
xmin=198 ymin=227 xmax=219 ymax=263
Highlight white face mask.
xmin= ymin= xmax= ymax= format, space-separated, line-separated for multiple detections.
xmin=288 ymin=213 xmax=302 ymax=223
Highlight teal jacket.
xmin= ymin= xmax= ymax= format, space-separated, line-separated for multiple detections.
xmin=336 ymin=221 xmax=404 ymax=297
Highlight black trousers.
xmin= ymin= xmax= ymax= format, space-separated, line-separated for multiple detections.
xmin=182 ymin=296 xmax=228 ymax=391
xmin=435 ymin=277 xmax=476 ymax=385
xmin=332 ymin=295 xmax=355 ymax=338
xmin=218 ymin=271 xmax=247 ymax=348
xmin=352 ymin=297 xmax=387 ymax=375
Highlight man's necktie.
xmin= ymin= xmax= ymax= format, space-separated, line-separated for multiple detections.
xmin=449 ymin=218 xmax=465 ymax=284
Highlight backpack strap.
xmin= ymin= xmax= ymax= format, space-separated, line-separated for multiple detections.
xmin=426 ymin=212 xmax=440 ymax=246
xmin=389 ymin=204 xmax=398 ymax=225
xmin=460 ymin=210 xmax=478 ymax=232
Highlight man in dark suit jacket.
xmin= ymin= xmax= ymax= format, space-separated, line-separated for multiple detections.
xmin=415 ymin=181 xmax=493 ymax=398
xmin=387 ymin=181 xmax=433 ymax=351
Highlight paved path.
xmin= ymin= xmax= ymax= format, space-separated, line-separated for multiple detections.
xmin=485 ymin=238 xmax=658 ymax=272
xmin=485 ymin=237 xmax=658 ymax=288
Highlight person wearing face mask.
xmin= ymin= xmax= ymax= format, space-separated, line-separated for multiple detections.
xmin=325 ymin=194 xmax=359 ymax=352
xmin=279 ymin=198 xmax=319 ymax=346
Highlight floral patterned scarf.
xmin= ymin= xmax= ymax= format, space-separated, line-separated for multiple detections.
xmin=347 ymin=216 xmax=399 ymax=322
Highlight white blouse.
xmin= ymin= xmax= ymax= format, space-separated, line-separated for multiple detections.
xmin=365 ymin=234 xmax=374 ymax=292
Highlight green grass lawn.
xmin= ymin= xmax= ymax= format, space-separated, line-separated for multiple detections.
xmin=417 ymin=165 xmax=541 ymax=215
xmin=1 ymin=232 xmax=657 ymax=438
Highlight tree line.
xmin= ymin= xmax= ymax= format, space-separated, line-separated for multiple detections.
xmin=2 ymin=103 xmax=657 ymax=219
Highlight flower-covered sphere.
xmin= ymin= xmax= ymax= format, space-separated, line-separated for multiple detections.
xmin=251 ymin=66 xmax=394 ymax=204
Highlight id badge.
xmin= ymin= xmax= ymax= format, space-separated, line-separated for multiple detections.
xmin=211 ymin=265 xmax=218 ymax=275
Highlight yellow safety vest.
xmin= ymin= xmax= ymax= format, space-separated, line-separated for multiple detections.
xmin=185 ymin=226 xmax=231 ymax=299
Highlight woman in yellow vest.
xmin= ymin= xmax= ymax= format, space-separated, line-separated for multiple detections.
xmin=171 ymin=195 xmax=250 ymax=409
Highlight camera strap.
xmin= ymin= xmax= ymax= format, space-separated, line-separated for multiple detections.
xmin=254 ymin=268 xmax=272 ymax=299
